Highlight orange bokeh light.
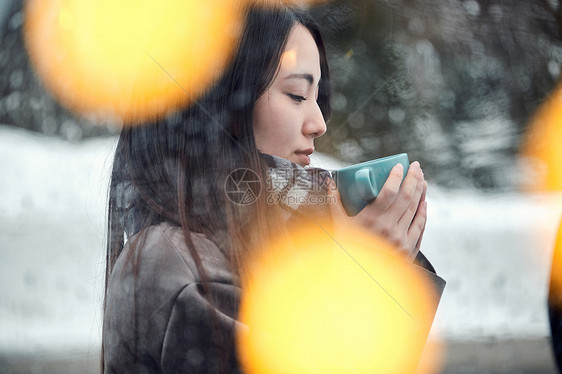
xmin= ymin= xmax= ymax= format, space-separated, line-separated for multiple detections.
xmin=550 ymin=218 xmax=562 ymax=304
xmin=237 ymin=225 xmax=442 ymax=374
xmin=24 ymin=0 xmax=245 ymax=125
xmin=522 ymin=84 xmax=562 ymax=191
xmin=252 ymin=0 xmax=331 ymax=7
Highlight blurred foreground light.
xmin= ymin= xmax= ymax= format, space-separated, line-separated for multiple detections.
xmin=251 ymin=0 xmax=331 ymax=7
xmin=24 ymin=0 xmax=245 ymax=125
xmin=237 ymin=225 xmax=441 ymax=374
xmin=522 ymin=84 xmax=562 ymax=191
xmin=550 ymin=219 xmax=562 ymax=305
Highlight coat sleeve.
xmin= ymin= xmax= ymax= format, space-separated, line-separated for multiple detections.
xmin=160 ymin=281 xmax=245 ymax=374
xmin=414 ymin=250 xmax=446 ymax=299
xmin=412 ymin=250 xmax=446 ymax=336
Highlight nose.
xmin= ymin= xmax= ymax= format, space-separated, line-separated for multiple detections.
xmin=303 ymin=101 xmax=327 ymax=138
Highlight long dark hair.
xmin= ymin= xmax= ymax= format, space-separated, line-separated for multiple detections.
xmin=102 ymin=3 xmax=331 ymax=372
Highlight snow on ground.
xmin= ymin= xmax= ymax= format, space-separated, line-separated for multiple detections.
xmin=425 ymin=190 xmax=562 ymax=340
xmin=0 ymin=126 xmax=114 ymax=354
xmin=1 ymin=125 xmax=562 ymax=355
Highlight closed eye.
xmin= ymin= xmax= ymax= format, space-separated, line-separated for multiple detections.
xmin=287 ymin=93 xmax=308 ymax=103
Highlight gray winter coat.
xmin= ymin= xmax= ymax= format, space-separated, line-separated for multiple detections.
xmin=103 ymin=222 xmax=445 ymax=374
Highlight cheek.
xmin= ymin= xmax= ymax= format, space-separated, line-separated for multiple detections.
xmin=264 ymin=107 xmax=298 ymax=144
xmin=254 ymin=98 xmax=289 ymax=140
xmin=252 ymin=94 xmax=303 ymax=159
xmin=256 ymin=117 xmax=289 ymax=147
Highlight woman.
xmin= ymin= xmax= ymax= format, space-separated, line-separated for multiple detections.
xmin=102 ymin=4 xmax=444 ymax=374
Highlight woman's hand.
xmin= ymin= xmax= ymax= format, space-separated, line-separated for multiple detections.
xmin=328 ymin=162 xmax=427 ymax=260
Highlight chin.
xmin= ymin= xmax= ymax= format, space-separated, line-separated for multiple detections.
xmin=284 ymin=155 xmax=304 ymax=167
xmin=270 ymin=152 xmax=309 ymax=167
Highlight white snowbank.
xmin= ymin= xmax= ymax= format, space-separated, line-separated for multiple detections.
xmin=1 ymin=125 xmax=562 ymax=354
xmin=0 ymin=126 xmax=114 ymax=354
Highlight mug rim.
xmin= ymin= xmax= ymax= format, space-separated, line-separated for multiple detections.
xmin=334 ymin=153 xmax=408 ymax=172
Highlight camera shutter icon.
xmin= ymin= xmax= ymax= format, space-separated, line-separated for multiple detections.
xmin=225 ymin=168 xmax=262 ymax=205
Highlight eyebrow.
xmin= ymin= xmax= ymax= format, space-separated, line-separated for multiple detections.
xmin=285 ymin=73 xmax=315 ymax=86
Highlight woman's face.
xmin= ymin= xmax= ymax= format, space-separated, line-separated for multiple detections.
xmin=253 ymin=24 xmax=327 ymax=167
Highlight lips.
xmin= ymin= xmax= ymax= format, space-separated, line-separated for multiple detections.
xmin=296 ymin=148 xmax=314 ymax=156
xmin=295 ymin=148 xmax=314 ymax=166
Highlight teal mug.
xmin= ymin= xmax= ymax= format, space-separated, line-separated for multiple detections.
xmin=332 ymin=153 xmax=410 ymax=216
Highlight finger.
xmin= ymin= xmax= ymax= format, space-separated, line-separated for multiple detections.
xmin=396 ymin=175 xmax=425 ymax=232
xmin=414 ymin=221 xmax=425 ymax=252
xmin=407 ymin=200 xmax=427 ymax=255
xmin=407 ymin=180 xmax=427 ymax=228
xmin=412 ymin=182 xmax=428 ymax=256
xmin=366 ymin=163 xmax=404 ymax=213
xmin=420 ymin=180 xmax=427 ymax=203
xmin=381 ymin=162 xmax=422 ymax=222
xmin=411 ymin=211 xmax=427 ymax=260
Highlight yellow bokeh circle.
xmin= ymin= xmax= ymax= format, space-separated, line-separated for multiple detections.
xmin=237 ymin=226 xmax=440 ymax=374
xmin=252 ymin=0 xmax=331 ymax=7
xmin=522 ymin=84 xmax=562 ymax=191
xmin=24 ymin=0 xmax=246 ymax=124
xmin=549 ymin=219 xmax=562 ymax=303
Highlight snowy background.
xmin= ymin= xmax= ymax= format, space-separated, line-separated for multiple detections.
xmin=2 ymin=124 xmax=562 ymax=364
xmin=2 ymin=0 xmax=562 ymax=372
